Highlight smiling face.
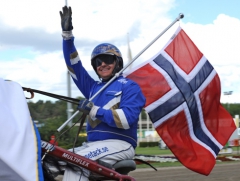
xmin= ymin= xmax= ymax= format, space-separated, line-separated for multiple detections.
xmin=91 ymin=44 xmax=124 ymax=81
xmin=96 ymin=61 xmax=116 ymax=80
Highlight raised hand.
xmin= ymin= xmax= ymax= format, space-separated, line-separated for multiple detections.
xmin=60 ymin=6 xmax=73 ymax=31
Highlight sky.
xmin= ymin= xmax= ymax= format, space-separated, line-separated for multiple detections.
xmin=0 ymin=0 xmax=240 ymax=104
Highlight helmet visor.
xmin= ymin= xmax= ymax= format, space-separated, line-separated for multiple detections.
xmin=92 ymin=54 xmax=115 ymax=68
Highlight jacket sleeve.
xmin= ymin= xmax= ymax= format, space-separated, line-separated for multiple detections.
xmin=62 ymin=37 xmax=95 ymax=99
xmin=94 ymin=82 xmax=146 ymax=129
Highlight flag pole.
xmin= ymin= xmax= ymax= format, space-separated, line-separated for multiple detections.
xmin=57 ymin=13 xmax=184 ymax=132
xmin=127 ymin=33 xmax=133 ymax=70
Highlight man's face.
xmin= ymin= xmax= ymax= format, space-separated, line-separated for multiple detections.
xmin=93 ymin=55 xmax=116 ymax=80
xmin=97 ymin=61 xmax=116 ymax=80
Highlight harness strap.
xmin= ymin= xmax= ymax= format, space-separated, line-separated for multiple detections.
xmin=72 ymin=113 xmax=87 ymax=153
xmin=134 ymin=158 xmax=158 ymax=171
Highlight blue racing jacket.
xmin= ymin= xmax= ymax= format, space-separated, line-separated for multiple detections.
xmin=62 ymin=37 xmax=146 ymax=148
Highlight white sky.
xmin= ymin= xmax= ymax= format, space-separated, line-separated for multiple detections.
xmin=0 ymin=0 xmax=240 ymax=104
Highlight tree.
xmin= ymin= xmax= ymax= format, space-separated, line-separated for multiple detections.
xmin=28 ymin=98 xmax=86 ymax=149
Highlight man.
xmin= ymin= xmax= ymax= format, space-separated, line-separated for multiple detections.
xmin=60 ymin=6 xmax=145 ymax=181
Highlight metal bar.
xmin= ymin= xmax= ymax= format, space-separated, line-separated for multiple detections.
xmin=41 ymin=140 xmax=136 ymax=180
xmin=57 ymin=13 xmax=184 ymax=132
xmin=57 ymin=110 xmax=79 ymax=132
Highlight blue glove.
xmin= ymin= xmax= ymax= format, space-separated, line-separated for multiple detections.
xmin=78 ymin=99 xmax=94 ymax=115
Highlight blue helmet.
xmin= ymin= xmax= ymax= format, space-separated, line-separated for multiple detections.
xmin=91 ymin=43 xmax=123 ymax=77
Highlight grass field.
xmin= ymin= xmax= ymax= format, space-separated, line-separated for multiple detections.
xmin=135 ymin=146 xmax=240 ymax=156
xmin=134 ymin=146 xmax=240 ymax=169
xmin=135 ymin=146 xmax=172 ymax=155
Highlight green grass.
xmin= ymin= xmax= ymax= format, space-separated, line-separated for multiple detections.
xmin=135 ymin=146 xmax=240 ymax=156
xmin=136 ymin=160 xmax=240 ymax=169
xmin=135 ymin=146 xmax=172 ymax=155
xmin=134 ymin=146 xmax=240 ymax=169
xmin=134 ymin=146 xmax=179 ymax=169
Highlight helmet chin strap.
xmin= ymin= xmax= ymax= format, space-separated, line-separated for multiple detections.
xmin=111 ymin=57 xmax=120 ymax=76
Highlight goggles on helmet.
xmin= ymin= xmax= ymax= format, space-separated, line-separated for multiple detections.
xmin=92 ymin=54 xmax=116 ymax=68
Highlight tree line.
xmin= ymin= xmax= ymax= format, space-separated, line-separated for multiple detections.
xmin=27 ymin=99 xmax=240 ymax=149
xmin=28 ymin=98 xmax=86 ymax=149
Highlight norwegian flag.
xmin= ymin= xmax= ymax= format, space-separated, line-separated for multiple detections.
xmin=124 ymin=27 xmax=236 ymax=175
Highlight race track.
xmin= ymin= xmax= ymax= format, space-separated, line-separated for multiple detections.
xmin=129 ymin=162 xmax=240 ymax=181
xmin=56 ymin=162 xmax=240 ymax=181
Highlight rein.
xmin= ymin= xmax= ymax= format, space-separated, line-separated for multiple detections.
xmin=22 ymin=87 xmax=80 ymax=104
xmin=22 ymin=87 xmax=86 ymax=157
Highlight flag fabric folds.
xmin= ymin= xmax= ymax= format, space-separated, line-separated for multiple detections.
xmin=0 ymin=78 xmax=43 ymax=181
xmin=123 ymin=27 xmax=236 ymax=175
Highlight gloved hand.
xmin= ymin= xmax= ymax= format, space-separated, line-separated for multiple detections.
xmin=78 ymin=99 xmax=94 ymax=115
xmin=59 ymin=6 xmax=73 ymax=31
